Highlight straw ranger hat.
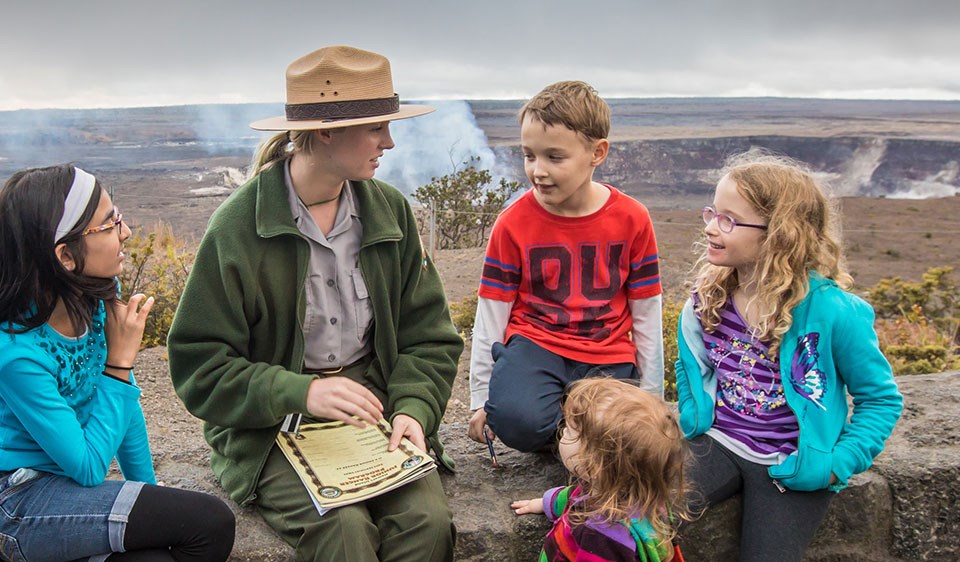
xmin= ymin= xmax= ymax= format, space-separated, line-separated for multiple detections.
xmin=250 ymin=45 xmax=435 ymax=131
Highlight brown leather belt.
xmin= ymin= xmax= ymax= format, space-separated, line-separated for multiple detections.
xmin=302 ymin=356 xmax=368 ymax=376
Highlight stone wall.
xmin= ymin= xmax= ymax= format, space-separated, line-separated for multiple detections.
xmin=151 ymin=369 xmax=959 ymax=561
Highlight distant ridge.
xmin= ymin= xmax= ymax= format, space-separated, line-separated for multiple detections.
xmin=2 ymin=99 xmax=958 ymax=200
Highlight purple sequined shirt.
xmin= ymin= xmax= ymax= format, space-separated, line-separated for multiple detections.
xmin=700 ymin=296 xmax=799 ymax=457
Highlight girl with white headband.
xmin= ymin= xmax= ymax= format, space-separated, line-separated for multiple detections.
xmin=0 ymin=164 xmax=235 ymax=561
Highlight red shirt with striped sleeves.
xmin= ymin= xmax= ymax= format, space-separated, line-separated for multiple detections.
xmin=478 ymin=186 xmax=661 ymax=365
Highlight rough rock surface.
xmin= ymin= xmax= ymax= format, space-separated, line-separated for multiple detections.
xmin=135 ymin=349 xmax=957 ymax=561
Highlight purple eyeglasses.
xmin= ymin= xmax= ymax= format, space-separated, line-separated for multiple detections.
xmin=702 ymin=206 xmax=767 ymax=233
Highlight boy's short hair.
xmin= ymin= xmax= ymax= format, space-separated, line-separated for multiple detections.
xmin=519 ymin=80 xmax=610 ymax=142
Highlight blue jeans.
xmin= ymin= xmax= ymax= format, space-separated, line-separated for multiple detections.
xmin=0 ymin=468 xmax=143 ymax=562
xmin=484 ymin=335 xmax=639 ymax=452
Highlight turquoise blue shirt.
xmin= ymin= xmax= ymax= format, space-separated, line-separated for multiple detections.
xmin=0 ymin=302 xmax=155 ymax=486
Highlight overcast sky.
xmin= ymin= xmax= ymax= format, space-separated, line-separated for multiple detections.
xmin=2 ymin=0 xmax=959 ymax=110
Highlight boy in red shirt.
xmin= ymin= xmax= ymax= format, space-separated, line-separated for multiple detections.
xmin=467 ymin=81 xmax=664 ymax=452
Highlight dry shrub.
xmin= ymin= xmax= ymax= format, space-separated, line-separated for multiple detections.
xmin=119 ymin=222 xmax=196 ymax=348
xmin=873 ymin=307 xmax=959 ymax=375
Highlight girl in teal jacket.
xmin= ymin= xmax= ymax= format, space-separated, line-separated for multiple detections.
xmin=675 ymin=151 xmax=902 ymax=562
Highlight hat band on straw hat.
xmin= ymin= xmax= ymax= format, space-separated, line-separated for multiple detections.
xmin=285 ymin=94 xmax=400 ymax=121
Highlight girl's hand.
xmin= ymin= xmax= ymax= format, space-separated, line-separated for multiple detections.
xmin=388 ymin=414 xmax=426 ymax=452
xmin=305 ymin=377 xmax=383 ymax=428
xmin=511 ymin=498 xmax=544 ymax=516
xmin=104 ymin=294 xmax=155 ymax=372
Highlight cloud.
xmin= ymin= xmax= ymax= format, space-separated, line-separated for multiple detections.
xmin=1 ymin=0 xmax=959 ymax=109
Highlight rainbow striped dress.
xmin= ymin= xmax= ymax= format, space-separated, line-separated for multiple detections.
xmin=539 ymin=486 xmax=683 ymax=562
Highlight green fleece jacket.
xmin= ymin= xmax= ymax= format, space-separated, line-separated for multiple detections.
xmin=167 ymin=164 xmax=463 ymax=505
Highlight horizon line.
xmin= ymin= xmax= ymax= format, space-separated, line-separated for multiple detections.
xmin=4 ymin=94 xmax=960 ymax=113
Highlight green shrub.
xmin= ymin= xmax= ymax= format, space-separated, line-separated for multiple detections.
xmin=868 ymin=266 xmax=958 ymax=327
xmin=450 ymin=294 xmax=478 ymax=338
xmin=883 ymin=344 xmax=950 ymax=375
xmin=662 ymin=298 xmax=683 ymax=402
xmin=118 ymin=222 xmax=196 ymax=348
xmin=867 ymin=266 xmax=959 ymax=375
xmin=413 ymin=158 xmax=524 ymax=250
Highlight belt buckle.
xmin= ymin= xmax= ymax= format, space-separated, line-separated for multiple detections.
xmin=318 ymin=365 xmax=344 ymax=375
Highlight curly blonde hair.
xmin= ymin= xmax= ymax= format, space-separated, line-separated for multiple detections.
xmin=695 ymin=150 xmax=852 ymax=355
xmin=561 ymin=378 xmax=691 ymax=544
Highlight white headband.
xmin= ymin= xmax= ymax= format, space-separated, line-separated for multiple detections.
xmin=54 ymin=167 xmax=97 ymax=244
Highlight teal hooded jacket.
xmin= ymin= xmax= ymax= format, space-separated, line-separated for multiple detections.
xmin=675 ymin=273 xmax=902 ymax=492
xmin=167 ymin=164 xmax=462 ymax=505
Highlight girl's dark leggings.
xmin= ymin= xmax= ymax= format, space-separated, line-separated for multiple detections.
xmin=684 ymin=433 xmax=834 ymax=562
xmin=104 ymin=484 xmax=236 ymax=562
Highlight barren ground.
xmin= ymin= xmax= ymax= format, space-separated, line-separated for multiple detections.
xmin=132 ymin=191 xmax=960 ymax=433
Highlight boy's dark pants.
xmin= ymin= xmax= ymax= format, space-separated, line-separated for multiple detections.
xmin=484 ymin=335 xmax=638 ymax=452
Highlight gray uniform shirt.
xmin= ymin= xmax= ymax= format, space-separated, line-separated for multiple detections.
xmin=284 ymin=161 xmax=373 ymax=370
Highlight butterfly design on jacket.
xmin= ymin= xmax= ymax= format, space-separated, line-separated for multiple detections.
xmin=791 ymin=332 xmax=827 ymax=410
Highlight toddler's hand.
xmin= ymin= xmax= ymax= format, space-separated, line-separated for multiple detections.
xmin=511 ymin=498 xmax=543 ymax=516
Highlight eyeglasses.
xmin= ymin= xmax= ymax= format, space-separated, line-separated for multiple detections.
xmin=81 ymin=210 xmax=123 ymax=237
xmin=702 ymin=206 xmax=767 ymax=233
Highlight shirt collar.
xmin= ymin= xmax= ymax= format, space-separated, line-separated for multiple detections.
xmin=284 ymin=160 xmax=362 ymax=241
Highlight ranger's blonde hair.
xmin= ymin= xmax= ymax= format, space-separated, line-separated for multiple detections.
xmin=561 ymin=378 xmax=691 ymax=545
xmin=249 ymin=130 xmax=319 ymax=178
xmin=695 ymin=150 xmax=852 ymax=355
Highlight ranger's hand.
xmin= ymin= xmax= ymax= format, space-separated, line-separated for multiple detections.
xmin=388 ymin=414 xmax=426 ymax=452
xmin=305 ymin=377 xmax=383 ymax=428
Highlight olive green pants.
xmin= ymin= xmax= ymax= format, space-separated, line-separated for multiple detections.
xmin=255 ymin=362 xmax=455 ymax=562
